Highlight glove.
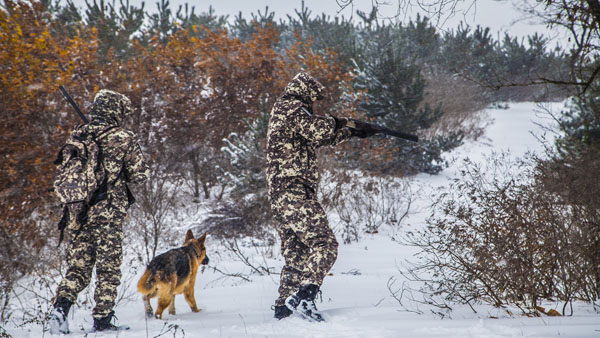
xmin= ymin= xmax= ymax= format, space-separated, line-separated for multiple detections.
xmin=349 ymin=120 xmax=378 ymax=138
xmin=331 ymin=115 xmax=347 ymax=132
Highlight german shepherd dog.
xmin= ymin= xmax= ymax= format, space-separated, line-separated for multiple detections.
xmin=137 ymin=230 xmax=209 ymax=319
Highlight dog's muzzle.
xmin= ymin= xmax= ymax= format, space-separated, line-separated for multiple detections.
xmin=202 ymin=256 xmax=209 ymax=265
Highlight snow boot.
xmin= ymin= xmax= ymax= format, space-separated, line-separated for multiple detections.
xmin=273 ymin=304 xmax=293 ymax=320
xmin=285 ymin=284 xmax=325 ymax=322
xmin=49 ymin=296 xmax=72 ymax=335
xmin=92 ymin=311 xmax=130 ymax=332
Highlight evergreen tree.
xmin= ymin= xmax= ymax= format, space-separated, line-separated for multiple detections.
xmin=229 ymin=6 xmax=278 ymax=42
xmin=439 ymin=23 xmax=497 ymax=82
xmin=403 ymin=14 xmax=439 ymax=68
xmin=280 ymin=2 xmax=358 ymax=69
xmin=145 ymin=0 xmax=174 ymax=44
xmin=175 ymin=4 xmax=227 ymax=35
xmin=84 ymin=0 xmax=144 ymax=59
xmin=44 ymin=0 xmax=83 ymax=38
xmin=221 ymin=103 xmax=269 ymax=199
xmin=555 ymin=83 xmax=600 ymax=157
xmin=352 ymin=16 xmax=462 ymax=174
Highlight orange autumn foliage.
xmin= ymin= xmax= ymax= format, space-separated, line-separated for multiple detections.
xmin=127 ymin=24 xmax=356 ymax=146
xmin=1 ymin=2 xmax=358 ymax=253
xmin=1 ymin=0 xmax=71 ymax=247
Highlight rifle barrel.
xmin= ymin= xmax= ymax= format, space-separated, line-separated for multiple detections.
xmin=375 ymin=126 xmax=419 ymax=143
xmin=59 ymin=85 xmax=89 ymax=124
xmin=348 ymin=119 xmax=419 ymax=143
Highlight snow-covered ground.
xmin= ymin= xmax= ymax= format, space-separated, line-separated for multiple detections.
xmin=6 ymin=102 xmax=600 ymax=337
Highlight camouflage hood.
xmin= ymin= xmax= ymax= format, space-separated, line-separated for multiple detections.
xmin=90 ymin=89 xmax=132 ymax=126
xmin=283 ymin=72 xmax=326 ymax=103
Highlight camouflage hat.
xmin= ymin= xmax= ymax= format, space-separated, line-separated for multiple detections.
xmin=284 ymin=72 xmax=326 ymax=103
xmin=90 ymin=89 xmax=132 ymax=125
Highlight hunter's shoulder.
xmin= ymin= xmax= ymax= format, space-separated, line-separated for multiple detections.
xmin=112 ymin=127 xmax=136 ymax=138
xmin=273 ymin=98 xmax=303 ymax=116
xmin=110 ymin=127 xmax=137 ymax=139
xmin=104 ymin=127 xmax=138 ymax=145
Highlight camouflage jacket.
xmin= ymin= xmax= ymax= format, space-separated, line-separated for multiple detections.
xmin=266 ymin=73 xmax=351 ymax=198
xmin=80 ymin=90 xmax=149 ymax=220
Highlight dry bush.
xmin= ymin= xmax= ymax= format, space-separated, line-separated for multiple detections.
xmin=128 ymin=172 xmax=184 ymax=263
xmin=397 ymin=152 xmax=599 ymax=315
xmin=535 ymin=146 xmax=600 ymax=304
xmin=197 ymin=198 xmax=275 ymax=240
xmin=319 ymin=169 xmax=413 ymax=244
xmin=0 ymin=238 xmax=58 ymax=324
xmin=421 ymin=71 xmax=491 ymax=141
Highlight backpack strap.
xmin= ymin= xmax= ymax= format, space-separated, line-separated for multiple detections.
xmin=94 ymin=125 xmax=119 ymax=141
xmin=87 ymin=125 xmax=123 ymax=207
xmin=57 ymin=206 xmax=69 ymax=247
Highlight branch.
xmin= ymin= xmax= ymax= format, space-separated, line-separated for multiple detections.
xmin=206 ymin=265 xmax=251 ymax=282
xmin=225 ymin=238 xmax=276 ymax=276
xmin=580 ymin=63 xmax=600 ymax=94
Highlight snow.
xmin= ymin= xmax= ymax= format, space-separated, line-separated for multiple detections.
xmin=5 ymin=102 xmax=600 ymax=337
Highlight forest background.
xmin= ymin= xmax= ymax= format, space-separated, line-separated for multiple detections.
xmin=1 ymin=0 xmax=598 ymax=328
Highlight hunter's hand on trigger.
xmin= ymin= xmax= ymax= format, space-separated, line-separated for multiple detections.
xmin=331 ymin=115 xmax=348 ymax=131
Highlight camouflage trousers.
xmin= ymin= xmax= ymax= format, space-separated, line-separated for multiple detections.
xmin=55 ymin=208 xmax=124 ymax=319
xmin=270 ymin=183 xmax=338 ymax=306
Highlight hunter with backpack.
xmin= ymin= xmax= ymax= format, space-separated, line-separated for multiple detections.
xmin=49 ymin=89 xmax=149 ymax=334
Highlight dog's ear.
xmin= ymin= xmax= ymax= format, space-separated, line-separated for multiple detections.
xmin=198 ymin=232 xmax=207 ymax=244
xmin=185 ymin=230 xmax=194 ymax=242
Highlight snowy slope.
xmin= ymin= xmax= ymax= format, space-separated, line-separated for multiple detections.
xmin=6 ymin=102 xmax=600 ymax=338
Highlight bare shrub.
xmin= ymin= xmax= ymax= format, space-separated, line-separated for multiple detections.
xmin=397 ymin=152 xmax=599 ymax=315
xmin=197 ymin=199 xmax=275 ymax=240
xmin=535 ymin=146 xmax=600 ymax=304
xmin=199 ymin=109 xmax=275 ymax=240
xmin=0 ymin=249 xmax=61 ymax=326
xmin=320 ymin=170 xmax=413 ymax=244
xmin=222 ymin=238 xmax=278 ymax=276
xmin=180 ymin=144 xmax=228 ymax=202
xmin=128 ymin=173 xmax=183 ymax=263
xmin=0 ymin=211 xmax=59 ymax=323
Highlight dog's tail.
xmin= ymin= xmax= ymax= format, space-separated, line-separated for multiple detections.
xmin=137 ymin=269 xmax=157 ymax=295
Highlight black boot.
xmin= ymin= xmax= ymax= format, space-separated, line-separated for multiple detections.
xmin=92 ymin=311 xmax=130 ymax=332
xmin=49 ymin=296 xmax=72 ymax=335
xmin=285 ymin=284 xmax=325 ymax=322
xmin=273 ymin=304 xmax=293 ymax=320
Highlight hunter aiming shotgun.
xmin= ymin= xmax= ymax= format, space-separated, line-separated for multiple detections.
xmin=346 ymin=118 xmax=419 ymax=143
xmin=301 ymin=107 xmax=419 ymax=143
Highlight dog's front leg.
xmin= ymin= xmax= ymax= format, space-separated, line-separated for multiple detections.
xmin=183 ymin=286 xmax=201 ymax=312
xmin=155 ymin=294 xmax=171 ymax=319
xmin=143 ymin=294 xmax=154 ymax=318
xmin=168 ymin=295 xmax=176 ymax=315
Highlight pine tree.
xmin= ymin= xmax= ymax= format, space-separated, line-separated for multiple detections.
xmin=146 ymin=0 xmax=174 ymax=44
xmin=229 ymin=6 xmax=277 ymax=42
xmin=353 ymin=17 xmax=463 ymax=174
xmin=175 ymin=4 xmax=227 ymax=35
xmin=84 ymin=0 xmax=144 ymax=59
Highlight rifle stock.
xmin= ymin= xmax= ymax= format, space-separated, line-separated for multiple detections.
xmin=347 ymin=119 xmax=419 ymax=143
